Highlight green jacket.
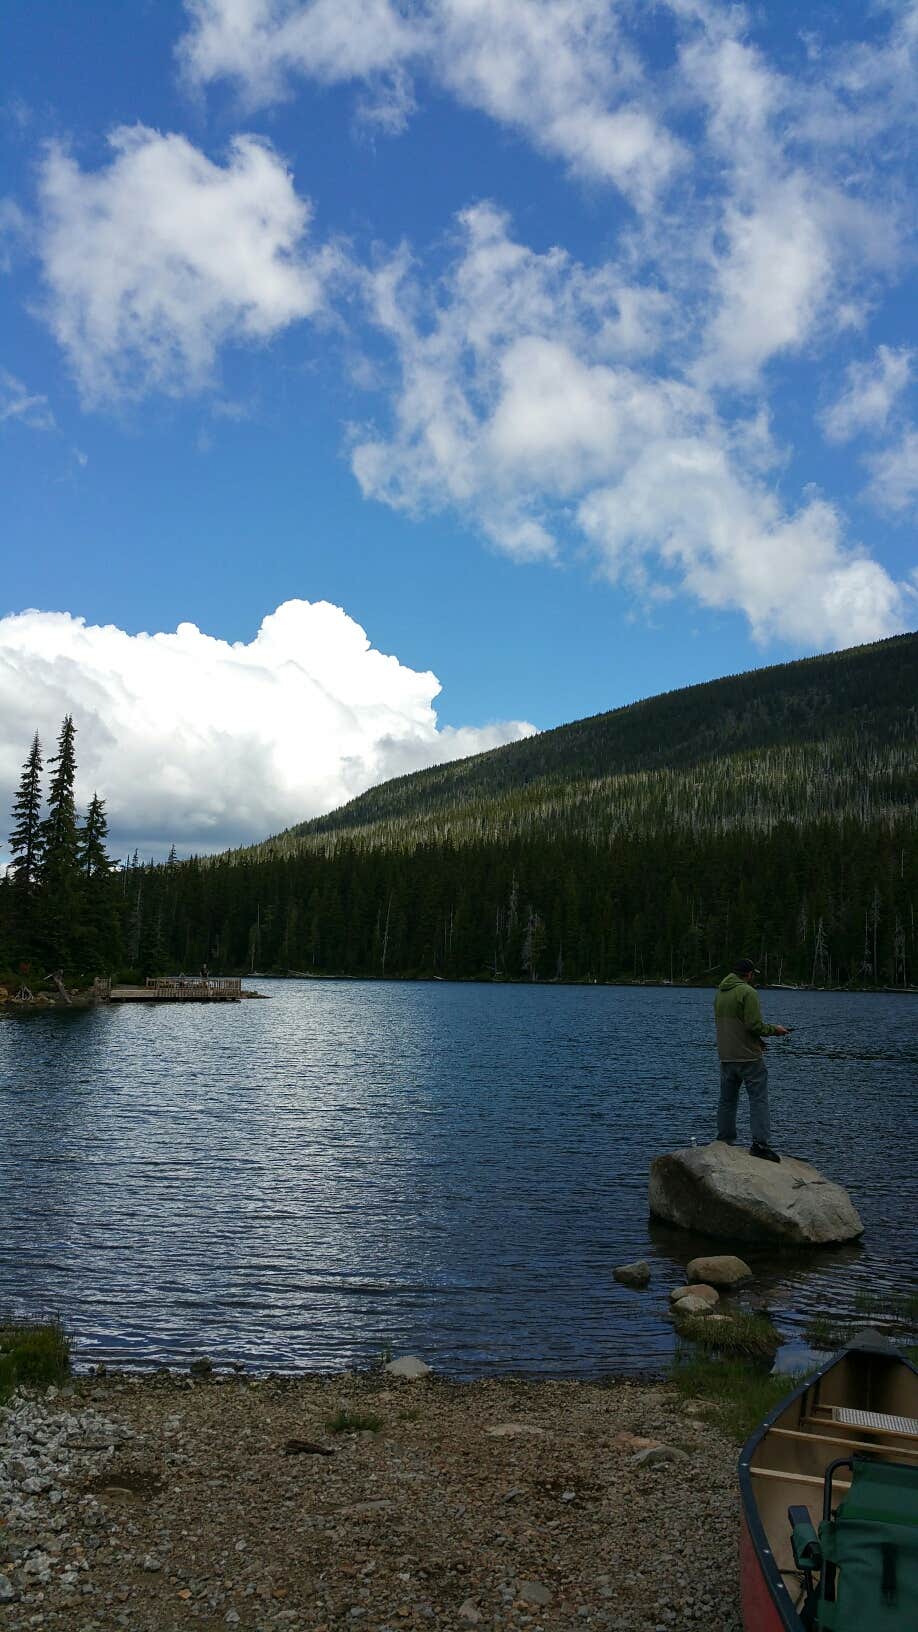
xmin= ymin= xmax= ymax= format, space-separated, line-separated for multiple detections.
xmin=714 ymin=973 xmax=781 ymax=1062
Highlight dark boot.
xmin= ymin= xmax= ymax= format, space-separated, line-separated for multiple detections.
xmin=750 ymin=1142 xmax=780 ymax=1163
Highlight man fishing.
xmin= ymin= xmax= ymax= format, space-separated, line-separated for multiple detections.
xmin=714 ymin=958 xmax=789 ymax=1162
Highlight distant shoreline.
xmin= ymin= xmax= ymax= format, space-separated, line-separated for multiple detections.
xmin=244 ymin=971 xmax=918 ymax=996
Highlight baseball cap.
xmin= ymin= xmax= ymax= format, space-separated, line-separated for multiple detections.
xmin=734 ymin=957 xmax=759 ymax=975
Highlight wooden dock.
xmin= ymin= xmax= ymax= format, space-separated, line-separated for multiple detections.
xmin=110 ymin=977 xmax=244 ymax=1003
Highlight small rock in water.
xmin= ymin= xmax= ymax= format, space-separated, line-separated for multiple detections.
xmin=189 ymin=1356 xmax=214 ymax=1377
xmin=613 ymin=1261 xmax=651 ymax=1288
xmin=671 ymin=1293 xmax=716 ymax=1317
xmin=686 ymin=1255 xmax=752 ymax=1288
xmin=383 ymin=1355 xmax=431 ymax=1379
xmin=669 ymin=1283 xmax=719 ymax=1307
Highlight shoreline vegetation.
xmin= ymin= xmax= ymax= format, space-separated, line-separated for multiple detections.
xmin=3 ymin=968 xmax=916 ymax=1013
xmin=6 ymin=1293 xmax=917 ymax=1431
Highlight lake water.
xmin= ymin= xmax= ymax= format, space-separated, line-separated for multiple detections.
xmin=1 ymin=981 xmax=915 ymax=1377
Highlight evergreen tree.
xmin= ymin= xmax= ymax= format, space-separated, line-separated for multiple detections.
xmin=77 ymin=793 xmax=113 ymax=881
xmin=37 ymin=715 xmax=80 ymax=966
xmin=76 ymin=794 xmax=119 ymax=971
xmin=7 ymin=733 xmax=44 ymax=956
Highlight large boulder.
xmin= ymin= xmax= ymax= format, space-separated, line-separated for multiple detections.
xmin=649 ymin=1142 xmax=864 ymax=1246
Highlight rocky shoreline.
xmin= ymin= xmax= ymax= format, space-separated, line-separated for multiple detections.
xmin=0 ymin=1368 xmax=744 ymax=1632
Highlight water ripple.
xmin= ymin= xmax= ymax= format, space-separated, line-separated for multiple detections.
xmin=1 ymin=982 xmax=915 ymax=1375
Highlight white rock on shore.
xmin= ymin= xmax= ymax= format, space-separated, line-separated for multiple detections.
xmin=383 ymin=1354 xmax=431 ymax=1379
xmin=649 ymin=1141 xmax=864 ymax=1245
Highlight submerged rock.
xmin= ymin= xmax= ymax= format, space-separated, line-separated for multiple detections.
xmin=649 ymin=1142 xmax=864 ymax=1246
xmin=613 ymin=1260 xmax=651 ymax=1288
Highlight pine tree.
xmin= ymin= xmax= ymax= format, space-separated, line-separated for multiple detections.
xmin=77 ymin=794 xmax=113 ymax=881
xmin=37 ymin=715 xmax=80 ymax=966
xmin=8 ymin=733 xmax=44 ymax=893
xmin=76 ymin=794 xmax=118 ymax=972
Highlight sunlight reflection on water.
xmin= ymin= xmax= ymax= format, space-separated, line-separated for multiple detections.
xmin=1 ymin=982 xmax=915 ymax=1375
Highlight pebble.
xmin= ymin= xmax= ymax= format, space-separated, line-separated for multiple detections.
xmin=519 ymin=1581 xmax=554 ymax=1606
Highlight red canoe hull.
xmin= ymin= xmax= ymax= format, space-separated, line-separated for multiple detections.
xmin=740 ymin=1508 xmax=791 ymax=1632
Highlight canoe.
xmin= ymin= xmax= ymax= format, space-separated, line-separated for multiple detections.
xmin=739 ymin=1331 xmax=918 ymax=1630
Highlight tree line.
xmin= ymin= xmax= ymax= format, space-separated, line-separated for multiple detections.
xmin=118 ymin=820 xmax=914 ymax=989
xmin=2 ymin=706 xmax=915 ymax=991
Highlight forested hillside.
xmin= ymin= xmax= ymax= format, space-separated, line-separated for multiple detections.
xmin=286 ymin=630 xmax=917 ymax=841
xmin=3 ymin=633 xmax=916 ymax=989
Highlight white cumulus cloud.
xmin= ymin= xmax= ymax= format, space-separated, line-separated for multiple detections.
xmin=0 ymin=599 xmax=535 ymax=863
xmin=351 ymin=203 xmax=912 ymax=648
xmin=36 ymin=126 xmax=335 ymax=403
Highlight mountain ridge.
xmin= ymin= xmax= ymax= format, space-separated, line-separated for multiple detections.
xmin=270 ymin=630 xmax=917 ymax=851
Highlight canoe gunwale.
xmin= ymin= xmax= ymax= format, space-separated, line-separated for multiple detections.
xmin=737 ymin=1338 xmax=918 ymax=1632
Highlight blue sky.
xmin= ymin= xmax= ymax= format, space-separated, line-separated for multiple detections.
xmin=1 ymin=0 xmax=916 ymax=859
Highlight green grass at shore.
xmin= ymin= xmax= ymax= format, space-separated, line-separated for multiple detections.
xmin=672 ymin=1310 xmax=781 ymax=1361
xmin=805 ymin=1289 xmax=918 ymax=1354
xmin=669 ymin=1352 xmax=804 ymax=1443
xmin=0 ymin=1320 xmax=70 ymax=1403
xmin=326 ymin=1408 xmax=384 ymax=1434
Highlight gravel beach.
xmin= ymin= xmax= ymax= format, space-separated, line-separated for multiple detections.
xmin=0 ymin=1368 xmax=744 ymax=1632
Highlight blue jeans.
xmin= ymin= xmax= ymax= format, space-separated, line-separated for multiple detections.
xmin=718 ymin=1058 xmax=770 ymax=1146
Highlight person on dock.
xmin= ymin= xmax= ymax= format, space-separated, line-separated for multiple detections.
xmin=714 ymin=958 xmax=789 ymax=1162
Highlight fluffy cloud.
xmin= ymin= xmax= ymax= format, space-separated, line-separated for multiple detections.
xmin=36 ymin=126 xmax=334 ymax=403
xmin=675 ymin=28 xmax=902 ymax=388
xmin=16 ymin=5 xmax=914 ymax=655
xmin=868 ymin=429 xmax=918 ymax=515
xmin=0 ymin=600 xmax=534 ymax=862
xmin=352 ymin=204 xmax=912 ymax=647
xmin=430 ymin=0 xmax=681 ymax=202
xmin=578 ymin=450 xmax=907 ymax=648
xmin=179 ymin=0 xmax=680 ymax=202
xmin=822 ymin=346 xmax=913 ymax=443
xmin=180 ymin=0 xmax=418 ymax=101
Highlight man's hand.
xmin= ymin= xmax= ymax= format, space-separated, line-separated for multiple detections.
xmin=774 ymin=1025 xmax=790 ymax=1036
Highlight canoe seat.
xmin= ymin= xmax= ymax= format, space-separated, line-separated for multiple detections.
xmin=831 ymin=1406 xmax=918 ymax=1438
xmin=789 ymin=1453 xmax=918 ymax=1629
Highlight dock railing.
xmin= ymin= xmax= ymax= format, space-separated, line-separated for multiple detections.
xmin=145 ymin=976 xmax=242 ymax=1000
